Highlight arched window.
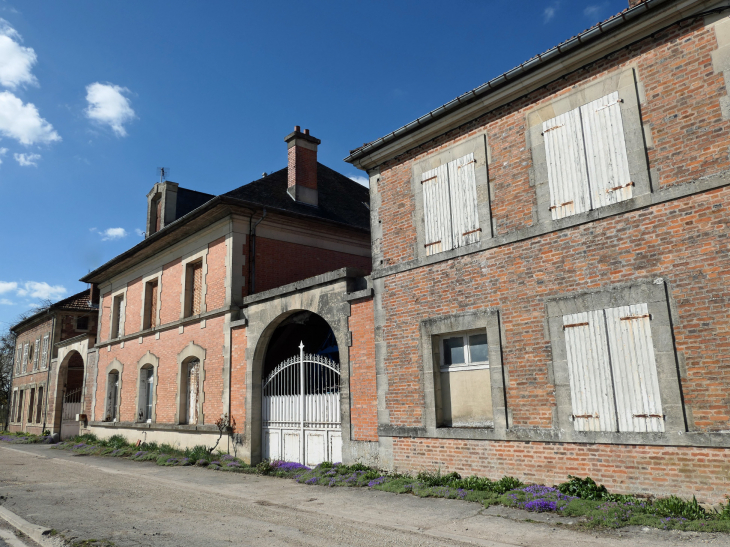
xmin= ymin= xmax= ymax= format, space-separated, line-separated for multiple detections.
xmin=106 ymin=371 xmax=120 ymax=422
xmin=180 ymin=358 xmax=200 ymax=425
xmin=137 ymin=365 xmax=154 ymax=423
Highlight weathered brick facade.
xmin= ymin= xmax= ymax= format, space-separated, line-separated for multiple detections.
xmin=348 ymin=297 xmax=378 ymax=442
xmin=343 ymin=4 xmax=730 ymax=503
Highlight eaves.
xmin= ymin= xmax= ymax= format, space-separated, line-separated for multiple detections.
xmin=344 ymin=0 xmax=724 ymax=171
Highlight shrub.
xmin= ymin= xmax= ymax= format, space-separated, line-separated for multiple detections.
xmin=652 ymin=495 xmax=707 ymax=520
xmin=557 ymin=475 xmax=609 ymax=501
xmin=105 ymin=435 xmax=130 ymax=450
xmin=416 ymin=470 xmax=461 ymax=488
xmin=184 ymin=445 xmax=211 ymax=462
xmin=492 ymin=476 xmax=524 ymax=494
xmin=256 ymin=461 xmax=275 ymax=475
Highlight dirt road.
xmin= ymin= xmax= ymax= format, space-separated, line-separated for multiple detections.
xmin=0 ymin=444 xmax=726 ymax=547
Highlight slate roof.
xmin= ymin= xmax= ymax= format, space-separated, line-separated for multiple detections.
xmin=224 ymin=163 xmax=370 ymax=231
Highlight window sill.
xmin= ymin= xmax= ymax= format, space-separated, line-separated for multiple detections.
xmin=439 ymin=364 xmax=490 ymax=372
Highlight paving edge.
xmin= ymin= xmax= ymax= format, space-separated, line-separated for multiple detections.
xmin=0 ymin=506 xmax=62 ymax=547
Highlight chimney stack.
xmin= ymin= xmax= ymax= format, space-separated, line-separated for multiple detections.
xmin=285 ymin=126 xmax=321 ymax=207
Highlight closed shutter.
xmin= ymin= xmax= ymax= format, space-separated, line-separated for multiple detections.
xmin=15 ymin=348 xmax=22 ymax=374
xmin=447 ymin=153 xmax=481 ymax=247
xmin=422 ymin=165 xmax=453 ymax=255
xmin=580 ymin=92 xmax=632 ymax=209
xmin=604 ymin=304 xmax=664 ymax=433
xmin=22 ymin=343 xmax=28 ymax=373
xmin=563 ymin=311 xmax=617 ymax=432
xmin=543 ymin=110 xmax=591 ymax=220
xmin=41 ymin=335 xmax=49 ymax=369
xmin=191 ymin=263 xmax=203 ymax=315
xmin=33 ymin=339 xmax=40 ymax=370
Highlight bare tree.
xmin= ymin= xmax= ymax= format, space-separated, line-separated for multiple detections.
xmin=0 ymin=328 xmax=15 ymax=429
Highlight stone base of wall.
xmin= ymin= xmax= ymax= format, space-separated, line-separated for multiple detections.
xmin=7 ymin=424 xmax=46 ymax=435
xmin=88 ymin=425 xmax=223 ymax=452
xmin=391 ymin=437 xmax=730 ymax=504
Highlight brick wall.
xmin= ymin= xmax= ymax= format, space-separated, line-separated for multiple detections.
xmin=12 ymin=318 xmax=53 ymax=380
xmin=230 ymin=326 xmax=247 ymax=429
xmin=255 ymin=237 xmax=371 ymax=293
xmin=288 ymin=146 xmax=317 ymax=191
xmin=123 ymin=276 xmax=143 ymax=335
xmin=159 ymin=258 xmax=182 ymax=324
xmin=392 ymin=438 xmax=730 ymax=505
xmin=348 ymin=297 xmax=378 ymax=441
xmin=206 ymin=236 xmax=226 ymax=310
xmin=99 ymin=292 xmax=110 ymax=342
xmin=376 ymin=19 xmax=730 ymax=266
xmin=95 ymin=315 xmax=227 ymax=425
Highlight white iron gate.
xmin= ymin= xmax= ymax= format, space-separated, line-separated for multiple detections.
xmin=60 ymin=386 xmax=83 ymax=440
xmin=262 ymin=342 xmax=342 ymax=466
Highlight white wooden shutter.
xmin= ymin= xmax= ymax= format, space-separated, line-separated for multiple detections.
xmin=543 ymin=110 xmax=591 ymax=220
xmin=33 ymin=339 xmax=40 ymax=370
xmin=15 ymin=348 xmax=22 ymax=374
xmin=447 ymin=153 xmax=480 ymax=247
xmin=604 ymin=303 xmax=664 ymax=433
xmin=41 ymin=334 xmax=49 ymax=369
xmin=22 ymin=343 xmax=29 ymax=373
xmin=563 ymin=310 xmax=617 ymax=432
xmin=580 ymin=92 xmax=632 ymax=209
xmin=422 ymin=165 xmax=453 ymax=256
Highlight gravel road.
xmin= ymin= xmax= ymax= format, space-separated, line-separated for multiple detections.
xmin=0 ymin=444 xmax=727 ymax=547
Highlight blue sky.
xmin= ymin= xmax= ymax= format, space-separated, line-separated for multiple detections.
xmin=0 ymin=0 xmax=627 ymax=328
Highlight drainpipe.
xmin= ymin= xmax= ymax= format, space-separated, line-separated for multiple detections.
xmin=248 ymin=208 xmax=267 ymax=295
xmin=41 ymin=313 xmax=56 ymax=435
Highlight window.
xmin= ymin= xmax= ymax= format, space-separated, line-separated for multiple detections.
xmin=143 ymin=279 xmax=159 ymax=330
xmin=138 ymin=366 xmax=154 ymax=422
xmin=15 ymin=347 xmax=22 ymax=374
xmin=36 ymin=386 xmax=43 ymax=424
xmin=184 ymin=261 xmax=203 ymax=317
xmin=10 ymin=391 xmax=17 ymax=423
xmin=21 ymin=342 xmax=29 ymax=373
xmin=562 ymin=303 xmax=663 ymax=433
xmin=422 ymin=153 xmax=481 ymax=255
xmin=16 ymin=390 xmax=24 ymax=422
xmin=40 ymin=334 xmax=49 ymax=370
xmin=32 ymin=338 xmax=40 ymax=371
xmin=111 ymin=294 xmax=124 ymax=339
xmin=180 ymin=358 xmax=200 ymax=424
xmin=543 ymin=92 xmax=632 ymax=220
xmin=27 ymin=388 xmax=35 ymax=424
xmin=434 ymin=330 xmax=492 ymax=428
xmin=106 ymin=371 xmax=120 ymax=422
xmin=76 ymin=316 xmax=89 ymax=331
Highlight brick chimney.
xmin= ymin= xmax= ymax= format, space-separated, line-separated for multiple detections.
xmin=285 ymin=126 xmax=321 ymax=207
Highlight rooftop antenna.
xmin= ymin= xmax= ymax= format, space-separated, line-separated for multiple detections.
xmin=157 ymin=167 xmax=171 ymax=183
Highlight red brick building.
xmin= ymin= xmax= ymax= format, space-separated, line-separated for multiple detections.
xmin=79 ymin=128 xmax=375 ymax=464
xmin=344 ymin=0 xmax=730 ymax=503
xmin=8 ymin=290 xmax=98 ymax=438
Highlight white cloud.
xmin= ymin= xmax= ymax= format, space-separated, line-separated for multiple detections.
xmin=0 ymin=18 xmax=37 ymax=89
xmin=91 ymin=227 xmax=128 ymax=241
xmin=0 ymin=91 xmax=60 ymax=145
xmin=14 ymin=151 xmax=39 ymax=166
xmin=544 ymin=2 xmax=559 ymax=22
xmin=0 ymin=146 xmax=6 ymax=164
xmin=0 ymin=298 xmax=14 ymax=305
xmin=349 ymin=174 xmax=369 ymax=187
xmin=134 ymin=228 xmax=145 ymax=237
xmin=0 ymin=280 xmax=17 ymax=294
xmin=16 ymin=281 xmax=66 ymax=300
xmin=584 ymin=4 xmax=606 ymax=18
xmin=85 ymin=82 xmax=135 ymax=136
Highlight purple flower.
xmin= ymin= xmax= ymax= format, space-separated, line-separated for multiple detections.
xmin=524 ymin=499 xmax=558 ymax=512
xmin=272 ymin=461 xmax=311 ymax=471
xmin=134 ymin=451 xmax=145 ymax=457
xmin=73 ymin=443 xmax=86 ymax=449
xmin=305 ymin=477 xmax=319 ymax=485
xmin=368 ymin=476 xmax=387 ymax=487
xmin=210 ymin=460 xmax=221 ymax=466
xmin=227 ymin=462 xmax=241 ymax=468
xmin=222 ymin=455 xmax=236 ymax=461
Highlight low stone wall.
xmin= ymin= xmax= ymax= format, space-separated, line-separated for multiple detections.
xmin=391 ymin=437 xmax=730 ymax=504
xmin=88 ymin=424 xmax=223 ymax=452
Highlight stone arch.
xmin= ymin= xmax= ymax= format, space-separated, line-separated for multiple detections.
xmin=175 ymin=342 xmax=207 ymax=424
xmin=104 ymin=358 xmax=124 ymax=422
xmin=135 ymin=351 xmax=160 ymax=423
xmin=52 ymin=350 xmax=85 ymax=431
xmin=246 ymin=301 xmax=351 ymax=464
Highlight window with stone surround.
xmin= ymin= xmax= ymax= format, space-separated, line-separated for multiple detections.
xmin=137 ymin=365 xmax=155 ymax=423
xmin=15 ymin=389 xmax=24 ymax=422
xmin=110 ymin=294 xmax=124 ymax=339
xmin=546 ymin=280 xmax=686 ymax=441
xmin=528 ymin=67 xmax=652 ymax=226
xmin=412 ymin=134 xmax=492 ymax=260
xmin=15 ymin=347 xmax=22 ymax=374
xmin=143 ymin=279 xmax=159 ymax=329
xmin=184 ymin=260 xmax=203 ymax=317
xmin=32 ymin=338 xmax=40 ymax=371
xmin=36 ymin=386 xmax=43 ymax=424
xmin=41 ymin=334 xmax=49 ymax=370
xmin=106 ymin=371 xmax=120 ymax=422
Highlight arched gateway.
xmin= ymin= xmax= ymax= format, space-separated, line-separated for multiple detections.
xmin=261 ymin=312 xmax=342 ymax=465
